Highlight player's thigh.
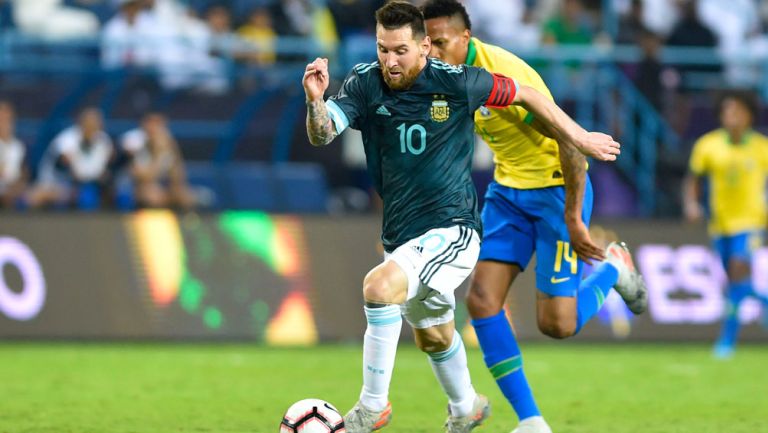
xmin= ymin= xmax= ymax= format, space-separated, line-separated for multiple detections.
xmin=397 ymin=226 xmax=480 ymax=330
xmin=467 ymin=260 xmax=521 ymax=318
xmin=478 ymin=182 xmax=536 ymax=269
xmin=531 ymin=183 xmax=592 ymax=298
xmin=724 ymin=232 xmax=761 ymax=281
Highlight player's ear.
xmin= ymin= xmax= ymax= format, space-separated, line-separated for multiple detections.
xmin=421 ymin=36 xmax=431 ymax=57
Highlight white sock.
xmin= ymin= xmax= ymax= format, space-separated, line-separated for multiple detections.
xmin=427 ymin=330 xmax=476 ymax=417
xmin=359 ymin=305 xmax=402 ymax=412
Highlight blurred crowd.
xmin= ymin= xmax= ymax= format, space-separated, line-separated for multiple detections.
xmin=1 ymin=0 xmax=767 ymax=213
xmin=0 ymin=100 xmax=201 ymax=211
xmin=0 ymin=0 xmax=766 ymax=93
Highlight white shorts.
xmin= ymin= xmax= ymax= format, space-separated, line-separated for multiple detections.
xmin=386 ymin=225 xmax=480 ymax=329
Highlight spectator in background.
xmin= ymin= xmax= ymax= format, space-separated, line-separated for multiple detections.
xmin=666 ymin=0 xmax=718 ymax=134
xmin=615 ymin=0 xmax=644 ymax=45
xmin=11 ymin=0 xmax=99 ymax=40
xmin=204 ymin=3 xmax=236 ymax=56
xmin=633 ymin=27 xmax=665 ymax=111
xmin=269 ymin=0 xmax=313 ymax=37
xmin=121 ymin=112 xmax=197 ymax=209
xmin=327 ymin=0 xmax=383 ymax=38
xmin=28 ymin=108 xmax=114 ymax=210
xmin=541 ymin=0 xmax=594 ymax=46
xmin=0 ymin=101 xmax=27 ymax=209
xmin=667 ymin=0 xmax=718 ymax=51
xmin=101 ymin=0 xmax=158 ymax=69
xmin=464 ymin=0 xmax=540 ymax=49
xmin=238 ymin=7 xmax=278 ymax=65
xmin=699 ymin=0 xmax=763 ymax=87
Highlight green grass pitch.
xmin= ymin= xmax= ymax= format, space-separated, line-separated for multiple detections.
xmin=1 ymin=343 xmax=766 ymax=432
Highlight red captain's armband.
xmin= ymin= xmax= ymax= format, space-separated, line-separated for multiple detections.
xmin=485 ymin=73 xmax=518 ymax=108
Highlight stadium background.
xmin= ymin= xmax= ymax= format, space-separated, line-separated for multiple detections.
xmin=0 ymin=0 xmax=766 ymax=432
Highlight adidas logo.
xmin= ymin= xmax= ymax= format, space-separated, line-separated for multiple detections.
xmin=376 ymin=105 xmax=391 ymax=116
xmin=411 ymin=245 xmax=424 ymax=254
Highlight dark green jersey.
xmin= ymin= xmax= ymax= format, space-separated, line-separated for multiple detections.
xmin=326 ymin=58 xmax=507 ymax=252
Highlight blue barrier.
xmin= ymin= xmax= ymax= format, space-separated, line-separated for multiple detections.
xmin=185 ymin=162 xmax=328 ymax=212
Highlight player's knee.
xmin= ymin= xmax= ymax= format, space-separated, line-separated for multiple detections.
xmin=415 ymin=331 xmax=452 ymax=353
xmin=466 ymin=281 xmax=504 ymax=319
xmin=363 ymin=269 xmax=403 ymax=304
xmin=537 ymin=316 xmax=576 ymax=339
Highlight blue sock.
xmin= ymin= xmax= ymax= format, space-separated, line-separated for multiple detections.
xmin=717 ymin=280 xmax=751 ymax=348
xmin=472 ymin=310 xmax=540 ymax=421
xmin=574 ymin=262 xmax=619 ymax=334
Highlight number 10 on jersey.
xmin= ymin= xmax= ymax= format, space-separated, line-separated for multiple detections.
xmin=398 ymin=123 xmax=427 ymax=155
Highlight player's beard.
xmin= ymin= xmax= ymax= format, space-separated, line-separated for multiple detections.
xmin=381 ymin=64 xmax=421 ymax=90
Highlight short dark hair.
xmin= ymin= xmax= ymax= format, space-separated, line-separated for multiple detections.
xmin=375 ymin=1 xmax=426 ymax=39
xmin=421 ymin=0 xmax=471 ymax=31
xmin=717 ymin=89 xmax=759 ymax=121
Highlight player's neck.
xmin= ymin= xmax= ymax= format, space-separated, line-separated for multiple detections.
xmin=419 ymin=56 xmax=428 ymax=71
xmin=725 ymin=128 xmax=750 ymax=145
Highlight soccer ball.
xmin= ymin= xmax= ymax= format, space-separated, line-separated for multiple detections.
xmin=280 ymin=398 xmax=346 ymax=433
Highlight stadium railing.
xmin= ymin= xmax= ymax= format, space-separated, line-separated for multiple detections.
xmin=1 ymin=31 xmax=764 ymax=214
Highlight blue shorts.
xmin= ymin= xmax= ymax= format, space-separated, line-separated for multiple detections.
xmin=478 ymin=178 xmax=594 ymax=297
xmin=712 ymin=231 xmax=764 ymax=270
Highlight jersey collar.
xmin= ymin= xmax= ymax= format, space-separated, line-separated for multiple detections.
xmin=723 ymin=128 xmax=753 ymax=145
xmin=465 ymin=38 xmax=477 ymax=66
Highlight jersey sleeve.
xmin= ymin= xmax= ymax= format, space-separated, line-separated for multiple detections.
xmin=688 ymin=137 xmax=710 ymax=175
xmin=326 ymin=69 xmax=367 ymax=134
xmin=464 ymin=66 xmax=519 ymax=112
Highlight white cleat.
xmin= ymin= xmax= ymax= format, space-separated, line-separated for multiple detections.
xmin=510 ymin=416 xmax=553 ymax=433
xmin=344 ymin=401 xmax=392 ymax=433
xmin=445 ymin=394 xmax=491 ymax=433
xmin=604 ymin=241 xmax=648 ymax=314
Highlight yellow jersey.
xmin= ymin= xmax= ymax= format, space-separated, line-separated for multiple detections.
xmin=689 ymin=129 xmax=768 ymax=236
xmin=468 ymin=37 xmax=563 ymax=189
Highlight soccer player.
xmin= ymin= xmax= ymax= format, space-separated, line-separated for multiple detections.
xmin=422 ymin=1 xmax=648 ymax=432
xmin=683 ymin=90 xmax=768 ymax=359
xmin=302 ymin=2 xmax=620 ymax=433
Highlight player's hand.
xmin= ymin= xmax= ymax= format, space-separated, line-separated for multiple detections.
xmin=683 ymin=200 xmax=704 ymax=224
xmin=303 ymin=57 xmax=330 ymax=102
xmin=575 ymin=131 xmax=621 ymax=162
xmin=567 ymin=218 xmax=605 ymax=264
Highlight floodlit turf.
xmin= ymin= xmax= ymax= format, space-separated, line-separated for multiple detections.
xmin=0 ymin=343 xmax=766 ymax=433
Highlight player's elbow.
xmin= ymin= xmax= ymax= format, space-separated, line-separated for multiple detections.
xmin=512 ymin=85 xmax=533 ymax=107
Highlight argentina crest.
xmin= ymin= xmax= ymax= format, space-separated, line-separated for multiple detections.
xmin=430 ymin=95 xmax=450 ymax=122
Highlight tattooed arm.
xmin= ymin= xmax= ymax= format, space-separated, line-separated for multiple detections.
xmin=303 ymin=57 xmax=337 ymax=146
xmin=558 ymin=140 xmax=605 ymax=263
xmin=306 ymin=99 xmax=337 ymax=146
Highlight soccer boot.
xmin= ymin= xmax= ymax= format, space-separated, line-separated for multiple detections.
xmin=713 ymin=342 xmax=735 ymax=360
xmin=510 ymin=416 xmax=553 ymax=433
xmin=344 ymin=401 xmax=392 ymax=433
xmin=445 ymin=394 xmax=491 ymax=433
xmin=605 ymin=241 xmax=648 ymax=314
